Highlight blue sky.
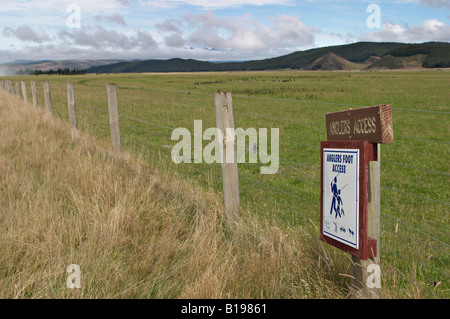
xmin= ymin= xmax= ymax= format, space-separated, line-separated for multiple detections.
xmin=0 ymin=0 xmax=449 ymax=63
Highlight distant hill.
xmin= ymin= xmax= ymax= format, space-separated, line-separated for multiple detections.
xmin=4 ymin=59 xmax=126 ymax=74
xmin=3 ymin=42 xmax=447 ymax=75
xmin=87 ymin=41 xmax=450 ymax=73
xmin=88 ymin=58 xmax=215 ymax=73
xmin=304 ymin=52 xmax=366 ymax=71
xmin=384 ymin=42 xmax=450 ymax=68
xmin=367 ymin=54 xmax=429 ymax=70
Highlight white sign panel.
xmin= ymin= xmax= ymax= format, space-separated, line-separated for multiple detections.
xmin=322 ymin=148 xmax=359 ymax=249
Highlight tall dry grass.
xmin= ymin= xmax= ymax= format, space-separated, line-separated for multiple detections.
xmin=0 ymin=91 xmax=349 ymax=298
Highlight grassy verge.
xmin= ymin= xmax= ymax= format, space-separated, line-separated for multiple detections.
xmin=0 ymin=91 xmax=347 ymax=298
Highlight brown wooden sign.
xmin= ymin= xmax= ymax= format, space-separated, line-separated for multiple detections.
xmin=326 ymin=104 xmax=393 ymax=144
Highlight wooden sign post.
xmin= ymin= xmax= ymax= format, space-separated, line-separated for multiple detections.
xmin=321 ymin=104 xmax=393 ymax=299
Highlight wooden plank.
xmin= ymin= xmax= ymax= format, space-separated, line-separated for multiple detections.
xmin=368 ymin=160 xmax=380 ymax=260
xmin=31 ymin=81 xmax=38 ymax=107
xmin=215 ymin=91 xmax=240 ymax=224
xmin=43 ymin=81 xmax=53 ymax=115
xmin=326 ymin=104 xmax=393 ymax=144
xmin=67 ymin=83 xmax=77 ymax=129
xmin=350 ymin=159 xmax=381 ymax=299
xmin=106 ymin=83 xmax=121 ymax=153
xmin=21 ymin=81 xmax=28 ymax=104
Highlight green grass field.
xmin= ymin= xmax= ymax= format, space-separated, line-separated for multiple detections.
xmin=2 ymin=70 xmax=449 ymax=298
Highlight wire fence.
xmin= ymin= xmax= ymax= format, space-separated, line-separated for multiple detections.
xmin=0 ymin=77 xmax=448 ymax=298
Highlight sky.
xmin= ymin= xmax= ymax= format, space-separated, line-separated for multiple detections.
xmin=0 ymin=0 xmax=449 ymax=63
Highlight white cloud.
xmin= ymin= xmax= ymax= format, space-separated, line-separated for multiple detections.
xmin=418 ymin=0 xmax=450 ymax=9
xmin=395 ymin=0 xmax=450 ymax=9
xmin=95 ymin=14 xmax=128 ymax=26
xmin=141 ymin=0 xmax=294 ymax=9
xmin=0 ymin=1 xmax=316 ymax=63
xmin=0 ymin=0 xmax=126 ymax=15
xmin=116 ymin=0 xmax=131 ymax=5
xmin=157 ymin=11 xmax=315 ymax=51
xmin=58 ymin=26 xmax=157 ymax=50
xmin=2 ymin=25 xmax=51 ymax=43
xmin=0 ymin=10 xmax=315 ymax=63
xmin=361 ymin=19 xmax=450 ymax=42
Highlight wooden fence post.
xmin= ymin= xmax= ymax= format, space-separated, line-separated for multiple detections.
xmin=43 ymin=81 xmax=53 ymax=115
xmin=21 ymin=81 xmax=28 ymax=104
xmin=8 ymin=81 xmax=14 ymax=95
xmin=107 ymin=83 xmax=121 ymax=153
xmin=350 ymin=146 xmax=381 ymax=299
xmin=31 ymin=81 xmax=38 ymax=107
xmin=67 ymin=83 xmax=77 ymax=130
xmin=215 ymin=91 xmax=240 ymax=224
xmin=15 ymin=81 xmax=21 ymax=99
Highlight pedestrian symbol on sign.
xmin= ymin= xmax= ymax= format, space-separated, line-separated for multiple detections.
xmin=330 ymin=175 xmax=345 ymax=219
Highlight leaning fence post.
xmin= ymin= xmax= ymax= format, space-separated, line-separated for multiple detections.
xmin=67 ymin=82 xmax=77 ymax=130
xmin=107 ymin=83 xmax=121 ymax=153
xmin=31 ymin=81 xmax=38 ymax=107
xmin=215 ymin=91 xmax=240 ymax=224
xmin=21 ymin=81 xmax=28 ymax=104
xmin=43 ymin=81 xmax=53 ymax=115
